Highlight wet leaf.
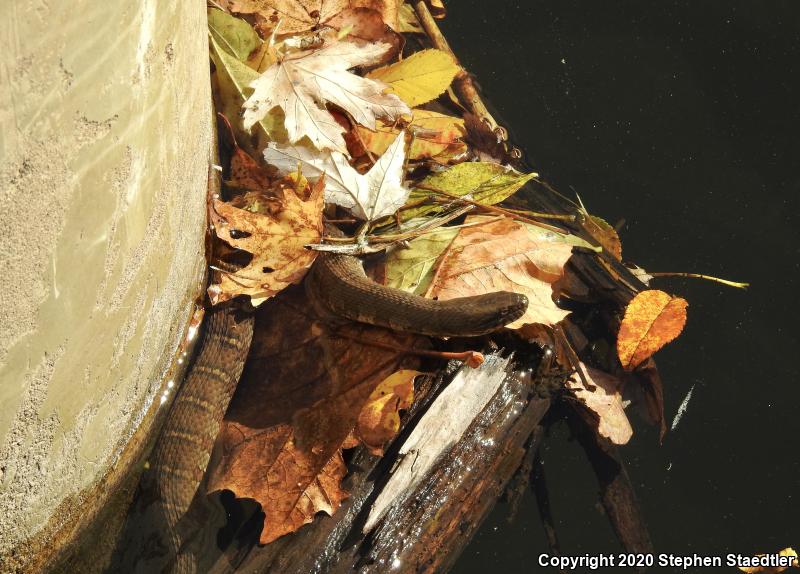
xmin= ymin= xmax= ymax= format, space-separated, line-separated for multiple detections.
xmin=617 ymin=290 xmax=688 ymax=371
xmin=354 ymin=109 xmax=466 ymax=162
xmin=263 ymin=131 xmax=410 ymax=221
xmin=354 ymin=369 xmax=418 ymax=454
xmin=427 ymin=216 xmax=591 ymax=329
xmin=206 ymin=287 xmax=425 ymax=543
xmin=366 ymin=48 xmax=459 ymax=107
xmin=208 ymin=175 xmax=324 ymax=306
xmin=567 ymin=362 xmax=633 ymax=445
xmin=463 ymin=111 xmax=512 ymax=164
xmin=383 ymin=226 xmax=459 ymax=295
xmin=404 ymin=162 xmax=535 ymax=221
xmin=624 ymin=357 xmax=666 ymax=442
xmin=208 ymin=8 xmax=261 ymax=61
xmin=243 ymin=38 xmax=409 ymax=152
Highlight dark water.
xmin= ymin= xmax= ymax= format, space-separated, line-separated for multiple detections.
xmin=441 ymin=2 xmax=800 ymax=571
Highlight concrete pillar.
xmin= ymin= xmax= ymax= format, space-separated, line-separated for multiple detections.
xmin=0 ymin=0 xmax=212 ymax=569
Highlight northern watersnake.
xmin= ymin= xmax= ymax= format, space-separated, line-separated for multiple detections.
xmin=137 ymin=243 xmax=529 ymax=572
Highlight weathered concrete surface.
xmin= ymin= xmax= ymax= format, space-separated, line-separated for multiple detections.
xmin=0 ymin=0 xmax=212 ymax=570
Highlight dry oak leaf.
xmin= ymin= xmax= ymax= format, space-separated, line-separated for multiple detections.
xmin=264 ymin=130 xmax=409 ymax=220
xmin=617 ymin=289 xmax=688 ymax=371
xmin=222 ymin=0 xmax=400 ymax=35
xmin=739 ymin=548 xmax=799 ymax=574
xmin=426 ymin=217 xmax=583 ymax=329
xmin=209 ymin=175 xmax=324 ymax=306
xmin=243 ymin=38 xmax=410 ymax=153
xmin=354 ymin=109 xmax=466 ymax=162
xmin=206 ymin=286 xmax=426 ymax=543
xmin=567 ymin=362 xmax=633 ymax=445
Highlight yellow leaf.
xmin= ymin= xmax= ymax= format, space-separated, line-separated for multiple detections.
xmin=355 ymin=109 xmax=466 ymax=161
xmin=355 ymin=369 xmax=418 ymax=455
xmin=367 ymin=48 xmax=460 ymax=107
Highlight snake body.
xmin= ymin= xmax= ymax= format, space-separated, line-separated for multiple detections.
xmin=307 ymin=252 xmax=529 ymax=337
xmin=137 ymin=251 xmax=528 ymax=572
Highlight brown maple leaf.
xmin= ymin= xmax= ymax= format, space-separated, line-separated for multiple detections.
xmin=206 ymin=286 xmax=427 ymax=544
xmin=426 ymin=216 xmax=576 ymax=329
xmin=209 ymin=174 xmax=324 ymax=306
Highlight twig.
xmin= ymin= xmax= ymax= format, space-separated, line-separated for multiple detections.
xmin=411 ymin=0 xmax=506 ymax=140
xmin=312 ymin=205 xmax=473 ymax=252
xmin=331 ymin=330 xmax=485 ymax=368
xmin=532 ymin=177 xmax=580 ymax=208
xmin=416 ymin=183 xmax=575 ymax=226
xmin=649 ymin=272 xmax=749 ymax=289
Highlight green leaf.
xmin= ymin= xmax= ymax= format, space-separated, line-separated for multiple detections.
xmin=366 ymin=49 xmax=459 ymax=107
xmin=208 ymin=8 xmax=260 ymax=61
xmin=404 ymin=162 xmax=536 ymax=221
xmin=209 ymin=34 xmax=287 ymax=147
xmin=384 ymin=226 xmax=459 ymax=294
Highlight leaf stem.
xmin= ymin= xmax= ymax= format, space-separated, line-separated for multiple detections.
xmin=648 ymin=272 xmax=749 ymax=289
xmin=332 ymin=330 xmax=485 ymax=368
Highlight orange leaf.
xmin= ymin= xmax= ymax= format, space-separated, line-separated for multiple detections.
xmin=617 ymin=290 xmax=688 ymax=371
xmin=206 ymin=287 xmax=426 ymax=543
xmin=567 ymin=362 xmax=633 ymax=445
xmin=426 ymin=216 xmax=575 ymax=329
xmin=208 ymin=175 xmax=324 ymax=306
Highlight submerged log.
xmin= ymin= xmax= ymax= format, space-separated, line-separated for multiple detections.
xmin=179 ymin=351 xmax=553 ymax=573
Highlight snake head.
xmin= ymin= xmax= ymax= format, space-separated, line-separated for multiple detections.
xmin=482 ymin=291 xmax=529 ymax=326
xmin=446 ymin=290 xmax=530 ymax=336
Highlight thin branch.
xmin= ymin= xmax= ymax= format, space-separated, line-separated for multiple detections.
xmin=649 ymin=272 xmax=749 ymax=289
xmin=411 ymin=0 xmax=506 ymax=141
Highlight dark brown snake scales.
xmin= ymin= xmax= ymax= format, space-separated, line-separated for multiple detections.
xmin=126 ymin=249 xmax=528 ymax=572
